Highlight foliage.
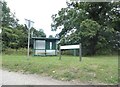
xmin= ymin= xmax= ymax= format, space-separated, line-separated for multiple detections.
xmin=3 ymin=48 xmax=32 ymax=55
xmin=51 ymin=1 xmax=120 ymax=55
xmin=0 ymin=1 xmax=2 ymax=21
xmin=49 ymin=35 xmax=54 ymax=38
xmin=1 ymin=1 xmax=46 ymax=51
xmin=2 ymin=25 xmax=28 ymax=50
xmin=31 ymin=28 xmax=46 ymax=37
xmin=2 ymin=1 xmax=18 ymax=28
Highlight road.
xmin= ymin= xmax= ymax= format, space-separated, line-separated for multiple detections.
xmin=0 ymin=69 xmax=110 ymax=86
xmin=0 ymin=69 xmax=77 ymax=85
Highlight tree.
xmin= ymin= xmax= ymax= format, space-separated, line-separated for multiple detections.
xmin=79 ymin=19 xmax=101 ymax=55
xmin=15 ymin=24 xmax=28 ymax=48
xmin=2 ymin=25 xmax=27 ymax=50
xmin=2 ymin=1 xmax=18 ymax=28
xmin=49 ymin=35 xmax=54 ymax=38
xmin=1 ymin=1 xmax=20 ymax=50
xmin=79 ymin=19 xmax=115 ymax=55
xmin=31 ymin=28 xmax=46 ymax=37
xmin=1 ymin=1 xmax=47 ymax=51
xmin=0 ymin=1 xmax=2 ymax=21
xmin=51 ymin=1 xmax=120 ymax=55
xmin=38 ymin=29 xmax=46 ymax=37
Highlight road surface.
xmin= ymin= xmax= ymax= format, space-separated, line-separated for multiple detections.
xmin=0 ymin=69 xmax=77 ymax=85
xmin=0 ymin=69 xmax=110 ymax=86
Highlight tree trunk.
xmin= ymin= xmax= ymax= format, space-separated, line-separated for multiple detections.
xmin=90 ymin=31 xmax=99 ymax=55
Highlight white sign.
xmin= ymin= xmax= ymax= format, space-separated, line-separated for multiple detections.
xmin=60 ymin=45 xmax=79 ymax=49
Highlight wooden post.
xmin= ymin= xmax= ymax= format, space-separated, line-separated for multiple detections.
xmin=59 ymin=45 xmax=61 ymax=60
xmin=79 ymin=43 xmax=82 ymax=61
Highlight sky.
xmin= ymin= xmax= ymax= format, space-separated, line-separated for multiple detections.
xmin=5 ymin=0 xmax=67 ymax=37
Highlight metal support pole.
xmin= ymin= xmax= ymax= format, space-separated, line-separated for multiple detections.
xmin=79 ymin=43 xmax=82 ymax=61
xmin=25 ymin=19 xmax=34 ymax=60
xmin=27 ymin=27 xmax=30 ymax=60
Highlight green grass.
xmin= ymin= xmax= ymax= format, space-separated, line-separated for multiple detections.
xmin=1 ymin=55 xmax=118 ymax=84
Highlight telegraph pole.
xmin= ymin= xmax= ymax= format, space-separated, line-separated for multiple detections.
xmin=25 ymin=19 xmax=34 ymax=60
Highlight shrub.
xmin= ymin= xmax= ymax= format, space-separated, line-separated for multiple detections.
xmin=3 ymin=48 xmax=33 ymax=55
xmin=61 ymin=49 xmax=79 ymax=56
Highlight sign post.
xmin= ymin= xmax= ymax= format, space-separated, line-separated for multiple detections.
xmin=79 ymin=43 xmax=82 ymax=61
xmin=25 ymin=19 xmax=34 ymax=60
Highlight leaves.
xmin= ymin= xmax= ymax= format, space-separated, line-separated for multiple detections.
xmin=2 ymin=1 xmax=46 ymax=50
xmin=51 ymin=1 xmax=120 ymax=55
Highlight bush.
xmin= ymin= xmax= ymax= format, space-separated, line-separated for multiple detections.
xmin=61 ymin=49 xmax=79 ymax=56
xmin=60 ymin=48 xmax=117 ymax=56
xmin=3 ymin=48 xmax=33 ymax=55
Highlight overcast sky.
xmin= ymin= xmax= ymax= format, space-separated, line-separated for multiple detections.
xmin=5 ymin=0 xmax=67 ymax=37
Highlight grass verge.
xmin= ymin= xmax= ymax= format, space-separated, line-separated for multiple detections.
xmin=1 ymin=55 xmax=118 ymax=84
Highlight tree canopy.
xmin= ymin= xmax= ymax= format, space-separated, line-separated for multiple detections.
xmin=51 ymin=1 xmax=120 ymax=55
xmin=1 ymin=1 xmax=46 ymax=50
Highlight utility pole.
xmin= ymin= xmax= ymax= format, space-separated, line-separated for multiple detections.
xmin=25 ymin=19 xmax=34 ymax=60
